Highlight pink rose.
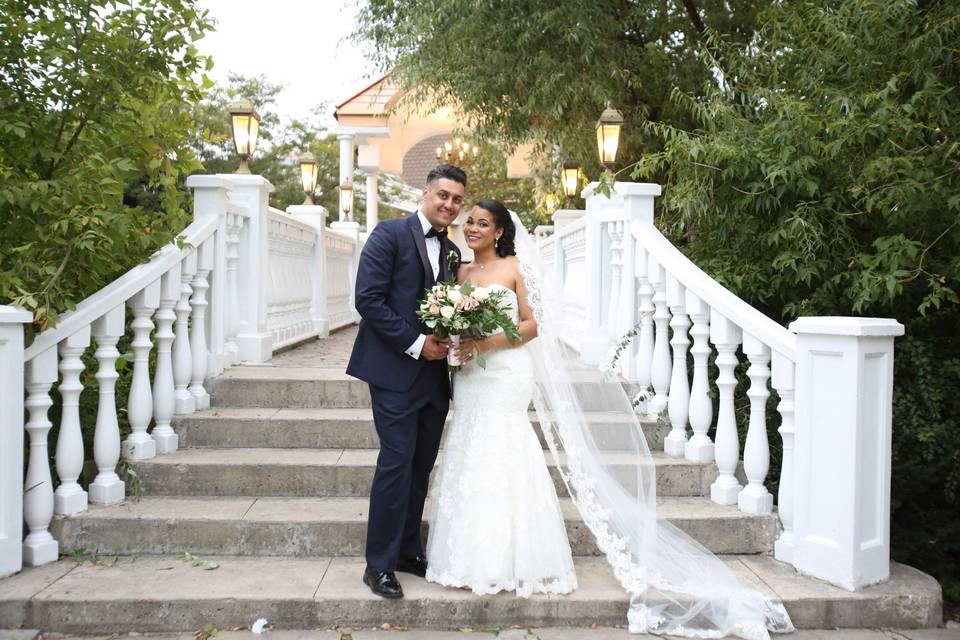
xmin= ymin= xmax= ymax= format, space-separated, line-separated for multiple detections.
xmin=463 ymin=297 xmax=479 ymax=311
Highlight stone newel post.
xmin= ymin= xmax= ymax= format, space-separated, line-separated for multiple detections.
xmin=790 ymin=316 xmax=904 ymax=590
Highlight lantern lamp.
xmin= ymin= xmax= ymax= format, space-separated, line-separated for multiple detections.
xmin=561 ymin=161 xmax=580 ymax=199
xmin=595 ymin=106 xmax=623 ymax=169
xmin=339 ymin=181 xmax=354 ymax=221
xmin=229 ymin=98 xmax=261 ymax=174
xmin=298 ymin=152 xmax=319 ymax=205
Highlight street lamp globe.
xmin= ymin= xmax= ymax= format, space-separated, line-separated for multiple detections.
xmin=298 ymin=151 xmax=319 ymax=205
xmin=339 ymin=181 xmax=354 ymax=221
xmin=561 ymin=161 xmax=580 ymax=199
xmin=595 ymin=107 xmax=623 ymax=170
xmin=229 ymin=98 xmax=261 ymax=174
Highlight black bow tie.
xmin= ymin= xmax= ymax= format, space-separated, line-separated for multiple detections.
xmin=425 ymin=227 xmax=447 ymax=240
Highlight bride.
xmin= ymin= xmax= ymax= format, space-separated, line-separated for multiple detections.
xmin=426 ymin=198 xmax=795 ymax=640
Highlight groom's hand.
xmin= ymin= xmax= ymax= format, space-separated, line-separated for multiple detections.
xmin=421 ymin=335 xmax=451 ymax=361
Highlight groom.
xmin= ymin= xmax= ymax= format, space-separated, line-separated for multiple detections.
xmin=346 ymin=164 xmax=466 ymax=599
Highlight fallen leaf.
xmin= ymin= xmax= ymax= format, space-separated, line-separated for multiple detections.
xmin=457 ymin=628 xmax=473 ymax=633
xmin=591 ymin=624 xmax=598 ymax=629
xmin=380 ymin=623 xmax=392 ymax=630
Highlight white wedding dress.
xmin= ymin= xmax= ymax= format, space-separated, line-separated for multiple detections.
xmin=426 ymin=284 xmax=578 ymax=597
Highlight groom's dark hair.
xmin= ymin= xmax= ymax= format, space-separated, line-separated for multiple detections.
xmin=426 ymin=164 xmax=467 ymax=187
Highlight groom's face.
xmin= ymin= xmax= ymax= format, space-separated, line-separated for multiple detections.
xmin=422 ymin=178 xmax=465 ymax=230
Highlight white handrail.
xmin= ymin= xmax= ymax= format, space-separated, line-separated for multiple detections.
xmin=632 ymin=222 xmax=797 ymax=361
xmin=24 ymin=217 xmax=218 ymax=362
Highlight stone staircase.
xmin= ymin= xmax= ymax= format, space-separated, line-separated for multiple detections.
xmin=0 ymin=326 xmax=942 ymax=634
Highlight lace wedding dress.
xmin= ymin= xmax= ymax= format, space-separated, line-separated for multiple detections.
xmin=425 ymin=284 xmax=578 ymax=597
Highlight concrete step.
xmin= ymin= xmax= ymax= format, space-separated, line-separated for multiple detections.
xmin=0 ymin=555 xmax=941 ymax=633
xmin=206 ymin=368 xmax=637 ymax=411
xmin=129 ymin=448 xmax=718 ymax=499
xmin=49 ymin=495 xmax=776 ymax=557
xmin=174 ymin=408 xmax=666 ymax=451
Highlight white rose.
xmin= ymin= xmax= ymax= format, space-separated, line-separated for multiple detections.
xmin=440 ymin=306 xmax=455 ymax=319
xmin=473 ymin=286 xmax=489 ymax=301
xmin=448 ymin=289 xmax=463 ymax=304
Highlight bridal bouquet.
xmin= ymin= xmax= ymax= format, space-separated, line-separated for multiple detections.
xmin=417 ymin=280 xmax=521 ymax=370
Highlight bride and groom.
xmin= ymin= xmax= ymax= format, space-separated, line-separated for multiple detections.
xmin=346 ymin=164 xmax=794 ymax=639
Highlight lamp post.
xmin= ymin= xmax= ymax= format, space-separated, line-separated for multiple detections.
xmin=339 ymin=181 xmax=354 ymax=222
xmin=229 ymin=98 xmax=261 ymax=174
xmin=561 ymin=160 xmax=580 ymax=203
xmin=298 ymin=152 xmax=319 ymax=205
xmin=596 ymin=106 xmax=623 ymax=170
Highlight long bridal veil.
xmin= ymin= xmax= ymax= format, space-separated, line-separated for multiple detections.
xmin=511 ymin=213 xmax=794 ymax=640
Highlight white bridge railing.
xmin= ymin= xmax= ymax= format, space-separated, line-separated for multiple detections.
xmin=538 ymin=182 xmax=904 ymax=592
xmin=0 ymin=174 xmax=362 ymax=577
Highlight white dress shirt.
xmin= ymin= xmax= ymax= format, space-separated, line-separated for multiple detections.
xmin=404 ymin=211 xmax=441 ymax=360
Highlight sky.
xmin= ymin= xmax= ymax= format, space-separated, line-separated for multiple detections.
xmin=194 ymin=0 xmax=378 ymax=129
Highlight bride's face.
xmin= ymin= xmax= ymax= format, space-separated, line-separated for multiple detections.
xmin=464 ymin=207 xmax=501 ymax=251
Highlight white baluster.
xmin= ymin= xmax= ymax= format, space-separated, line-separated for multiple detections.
xmin=772 ymin=353 xmax=796 ymax=562
xmin=633 ymin=244 xmax=655 ymax=409
xmin=190 ymin=238 xmax=213 ymax=409
xmin=647 ymin=255 xmax=671 ymax=415
xmin=664 ymin=275 xmax=690 ymax=457
xmin=54 ymin=326 xmax=91 ymax=516
xmin=151 ymin=265 xmax=180 ymax=454
xmin=739 ymin=334 xmax=773 ymax=514
xmin=224 ymin=212 xmax=242 ymax=364
xmin=23 ymin=348 xmax=58 ymax=566
xmin=123 ymin=282 xmax=160 ymax=461
xmin=89 ymin=306 xmax=125 ymax=505
xmin=174 ymin=252 xmax=197 ymax=414
xmin=606 ymin=221 xmax=623 ymax=341
xmin=709 ymin=310 xmax=742 ymax=505
xmin=684 ymin=292 xmax=714 ymax=463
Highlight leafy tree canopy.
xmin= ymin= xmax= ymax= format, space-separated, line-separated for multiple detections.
xmin=0 ymin=0 xmax=212 ymax=329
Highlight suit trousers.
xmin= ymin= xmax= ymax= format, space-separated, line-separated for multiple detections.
xmin=365 ymin=361 xmax=449 ymax=572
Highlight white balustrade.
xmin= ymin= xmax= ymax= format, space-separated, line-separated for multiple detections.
xmin=151 ymin=266 xmax=180 ymax=454
xmin=22 ymin=347 xmax=58 ymax=567
xmin=174 ymin=252 xmax=197 ymax=414
xmin=190 ymin=239 xmax=213 ymax=410
xmin=89 ymin=305 xmax=126 ymax=505
xmin=684 ymin=291 xmax=714 ymax=463
xmin=632 ymin=244 xmax=655 ymax=408
xmin=739 ymin=334 xmax=773 ymax=514
xmin=709 ymin=310 xmax=743 ymax=506
xmin=266 ymin=207 xmax=317 ymax=349
xmin=223 ymin=211 xmax=243 ymax=364
xmin=664 ymin=275 xmax=690 ymax=457
xmin=288 ymin=203 xmax=331 ymax=337
xmin=124 ymin=281 xmax=159 ymax=461
xmin=647 ymin=255 xmax=671 ymax=416
xmin=54 ymin=326 xmax=91 ymax=516
xmin=606 ymin=221 xmax=624 ymax=342
xmin=1 ymin=307 xmax=32 ymax=576
xmin=326 ymin=228 xmax=361 ymax=330
xmin=772 ymin=353 xmax=796 ymax=562
xmin=232 ymin=175 xmax=276 ymax=362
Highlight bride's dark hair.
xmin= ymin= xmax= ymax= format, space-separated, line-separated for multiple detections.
xmin=474 ymin=198 xmax=516 ymax=258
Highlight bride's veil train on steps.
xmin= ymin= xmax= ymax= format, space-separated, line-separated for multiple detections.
xmin=510 ymin=213 xmax=794 ymax=640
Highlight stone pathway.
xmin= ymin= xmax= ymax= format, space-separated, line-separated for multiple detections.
xmin=270 ymin=326 xmax=358 ymax=369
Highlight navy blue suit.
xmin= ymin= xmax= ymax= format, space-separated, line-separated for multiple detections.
xmin=346 ymin=213 xmax=460 ymax=572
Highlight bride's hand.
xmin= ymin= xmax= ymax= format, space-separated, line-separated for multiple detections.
xmin=456 ymin=337 xmax=485 ymax=363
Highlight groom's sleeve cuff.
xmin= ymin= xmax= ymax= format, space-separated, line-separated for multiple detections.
xmin=405 ymin=334 xmax=426 ymax=360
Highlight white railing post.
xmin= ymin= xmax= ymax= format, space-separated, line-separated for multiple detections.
xmin=225 ymin=174 xmax=275 ymax=363
xmin=665 ymin=275 xmax=690 ymax=457
xmin=579 ymin=183 xmax=610 ymax=364
xmin=772 ymin=353 xmax=796 ymax=563
xmin=790 ymin=317 xmax=904 ymax=590
xmin=647 ymin=255 xmax=671 ymax=415
xmin=174 ymin=252 xmax=197 ymax=414
xmin=739 ymin=333 xmax=773 ymax=514
xmin=1 ymin=306 xmax=31 ymax=576
xmin=331 ymin=219 xmax=363 ymax=322
xmin=54 ymin=326 xmax=91 ymax=516
xmin=709 ymin=310 xmax=743 ymax=505
xmin=288 ymin=204 xmax=331 ymax=337
xmin=684 ymin=291 xmax=714 ymax=463
xmin=189 ymin=239 xmax=213 ymax=409
xmin=616 ymin=185 xmax=657 ymax=378
xmin=151 ymin=263 xmax=180 ymax=454
xmin=123 ymin=281 xmax=160 ymax=461
xmin=22 ymin=347 xmax=58 ymax=568
xmin=223 ymin=212 xmax=242 ymax=365
xmin=188 ymin=175 xmax=233 ymax=372
xmin=632 ymin=244 xmax=655 ymax=407
xmin=89 ymin=305 xmax=126 ymax=505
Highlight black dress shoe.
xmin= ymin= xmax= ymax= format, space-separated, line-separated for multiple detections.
xmin=363 ymin=568 xmax=404 ymax=599
xmin=396 ymin=556 xmax=428 ymax=578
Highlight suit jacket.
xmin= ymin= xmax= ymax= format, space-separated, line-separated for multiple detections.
xmin=346 ymin=213 xmax=461 ymax=393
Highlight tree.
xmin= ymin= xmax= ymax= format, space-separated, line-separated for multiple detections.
xmin=356 ymin=0 xmax=769 ymax=176
xmin=0 ymin=0 xmax=212 ymax=329
xmin=632 ymin=0 xmax=959 ymax=602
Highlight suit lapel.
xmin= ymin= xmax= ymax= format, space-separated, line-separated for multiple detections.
xmin=409 ymin=214 xmax=434 ymax=290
